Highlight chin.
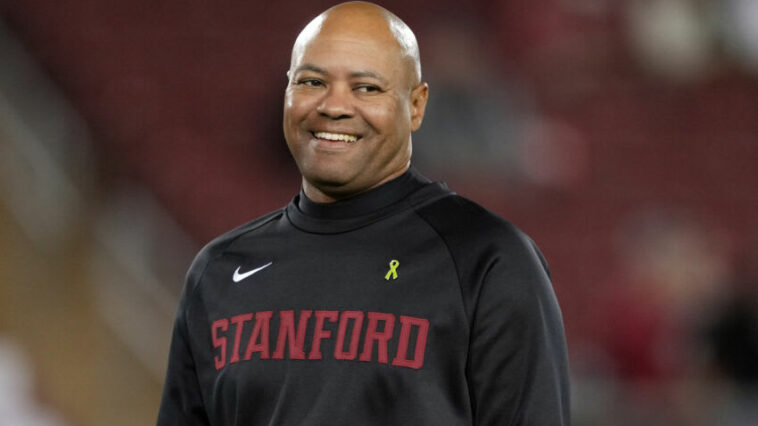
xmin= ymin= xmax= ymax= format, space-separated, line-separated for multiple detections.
xmin=303 ymin=165 xmax=354 ymax=189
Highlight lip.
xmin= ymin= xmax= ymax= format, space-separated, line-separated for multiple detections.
xmin=308 ymin=133 xmax=357 ymax=151
xmin=309 ymin=130 xmax=362 ymax=144
xmin=311 ymin=129 xmax=361 ymax=138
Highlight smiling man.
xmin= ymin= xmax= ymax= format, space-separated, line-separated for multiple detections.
xmin=157 ymin=2 xmax=570 ymax=425
xmin=282 ymin=3 xmax=427 ymax=202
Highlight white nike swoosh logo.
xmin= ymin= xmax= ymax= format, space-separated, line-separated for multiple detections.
xmin=233 ymin=262 xmax=273 ymax=283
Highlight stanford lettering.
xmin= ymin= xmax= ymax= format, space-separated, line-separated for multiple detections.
xmin=211 ymin=309 xmax=430 ymax=370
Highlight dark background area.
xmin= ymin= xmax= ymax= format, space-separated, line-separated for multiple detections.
xmin=1 ymin=0 xmax=757 ymax=424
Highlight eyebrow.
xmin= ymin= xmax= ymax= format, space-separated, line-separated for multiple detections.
xmin=294 ymin=64 xmax=328 ymax=75
xmin=293 ymin=64 xmax=389 ymax=85
xmin=349 ymin=71 xmax=388 ymax=85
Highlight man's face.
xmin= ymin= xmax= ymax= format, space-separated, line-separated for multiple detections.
xmin=283 ymin=27 xmax=427 ymax=200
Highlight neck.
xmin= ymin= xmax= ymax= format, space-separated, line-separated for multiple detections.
xmin=302 ymin=165 xmax=410 ymax=204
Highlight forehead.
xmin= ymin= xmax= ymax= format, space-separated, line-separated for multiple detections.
xmin=292 ymin=26 xmax=408 ymax=82
xmin=300 ymin=32 xmax=398 ymax=62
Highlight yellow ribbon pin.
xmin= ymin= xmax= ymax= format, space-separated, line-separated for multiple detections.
xmin=384 ymin=259 xmax=400 ymax=280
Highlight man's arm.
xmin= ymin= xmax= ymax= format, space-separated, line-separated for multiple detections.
xmin=467 ymin=238 xmax=570 ymax=425
xmin=416 ymin=195 xmax=570 ymax=424
xmin=157 ymin=290 xmax=211 ymax=426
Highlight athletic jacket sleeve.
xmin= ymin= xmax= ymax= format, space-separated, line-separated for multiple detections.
xmin=416 ymin=195 xmax=570 ymax=425
xmin=466 ymin=234 xmax=570 ymax=425
xmin=157 ymin=254 xmax=212 ymax=426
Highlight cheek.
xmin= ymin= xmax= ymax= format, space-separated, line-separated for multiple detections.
xmin=284 ymin=91 xmax=316 ymax=123
xmin=361 ymin=101 xmax=405 ymax=134
xmin=283 ymin=94 xmax=312 ymax=154
xmin=282 ymin=94 xmax=295 ymax=128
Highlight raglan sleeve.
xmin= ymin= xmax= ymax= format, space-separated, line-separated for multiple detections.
xmin=467 ymin=232 xmax=571 ymax=425
xmin=157 ymin=259 xmax=211 ymax=426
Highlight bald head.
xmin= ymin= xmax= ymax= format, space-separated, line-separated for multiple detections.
xmin=283 ymin=2 xmax=429 ymax=203
xmin=290 ymin=2 xmax=422 ymax=87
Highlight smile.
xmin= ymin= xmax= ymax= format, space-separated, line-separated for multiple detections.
xmin=313 ymin=131 xmax=359 ymax=143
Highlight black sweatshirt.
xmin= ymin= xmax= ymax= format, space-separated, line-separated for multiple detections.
xmin=157 ymin=168 xmax=570 ymax=425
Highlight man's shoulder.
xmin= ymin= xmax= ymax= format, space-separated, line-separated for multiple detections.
xmin=416 ymin=192 xmax=548 ymax=271
xmin=185 ymin=208 xmax=285 ymax=284
xmin=416 ymin=193 xmax=527 ymax=245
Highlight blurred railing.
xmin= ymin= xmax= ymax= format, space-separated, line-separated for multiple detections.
xmin=0 ymin=21 xmax=192 ymax=426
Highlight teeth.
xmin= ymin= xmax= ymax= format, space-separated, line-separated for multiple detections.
xmin=314 ymin=132 xmax=358 ymax=142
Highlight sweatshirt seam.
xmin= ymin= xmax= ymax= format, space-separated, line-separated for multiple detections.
xmin=186 ymin=210 xmax=284 ymax=314
xmin=177 ymin=210 xmax=283 ymax=421
xmin=412 ymin=209 xmax=471 ymax=330
xmin=412 ymin=207 xmax=482 ymax=422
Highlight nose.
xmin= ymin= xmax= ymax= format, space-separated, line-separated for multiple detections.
xmin=316 ymin=84 xmax=353 ymax=119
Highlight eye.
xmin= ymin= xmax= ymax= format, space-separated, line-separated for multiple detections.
xmin=297 ymin=79 xmax=324 ymax=88
xmin=355 ymin=84 xmax=381 ymax=93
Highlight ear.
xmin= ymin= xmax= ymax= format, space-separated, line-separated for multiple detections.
xmin=409 ymin=82 xmax=429 ymax=132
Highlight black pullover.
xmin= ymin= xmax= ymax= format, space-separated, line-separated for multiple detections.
xmin=158 ymin=168 xmax=570 ymax=425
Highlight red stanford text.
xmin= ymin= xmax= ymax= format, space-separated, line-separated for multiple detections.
xmin=210 ymin=309 xmax=430 ymax=370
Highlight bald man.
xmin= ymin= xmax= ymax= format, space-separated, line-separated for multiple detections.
xmin=282 ymin=2 xmax=426 ymax=203
xmin=157 ymin=3 xmax=570 ymax=425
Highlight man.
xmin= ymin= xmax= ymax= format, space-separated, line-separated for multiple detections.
xmin=157 ymin=2 xmax=570 ymax=425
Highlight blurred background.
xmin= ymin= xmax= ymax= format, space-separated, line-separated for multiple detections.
xmin=0 ymin=0 xmax=757 ymax=424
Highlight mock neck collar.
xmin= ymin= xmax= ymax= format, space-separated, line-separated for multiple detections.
xmin=297 ymin=167 xmax=429 ymax=219
xmin=285 ymin=167 xmax=450 ymax=233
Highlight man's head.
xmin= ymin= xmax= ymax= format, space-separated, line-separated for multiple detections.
xmin=283 ymin=1 xmax=428 ymax=203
